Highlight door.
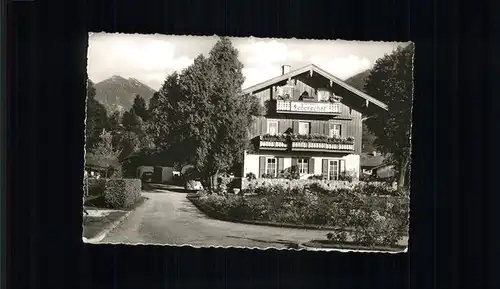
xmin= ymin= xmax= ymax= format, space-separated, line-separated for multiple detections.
xmin=328 ymin=160 xmax=339 ymax=180
xmin=298 ymin=122 xmax=310 ymax=135
xmin=267 ymin=120 xmax=278 ymax=135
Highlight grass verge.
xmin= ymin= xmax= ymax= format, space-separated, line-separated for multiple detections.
xmin=82 ymin=211 xmax=127 ymax=239
xmin=302 ymin=239 xmax=407 ymax=252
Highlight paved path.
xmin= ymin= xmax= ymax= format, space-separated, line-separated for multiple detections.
xmin=103 ymin=187 xmax=408 ymax=250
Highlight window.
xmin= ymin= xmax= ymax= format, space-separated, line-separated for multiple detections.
xmin=297 ymin=158 xmax=309 ymax=174
xmin=266 ymin=158 xmax=277 ymax=177
xmin=329 ymin=124 xmax=341 ymax=137
xmin=317 ymin=90 xmax=330 ymax=102
xmin=298 ymin=122 xmax=310 ymax=135
xmin=267 ymin=120 xmax=279 ymax=135
xmin=328 ymin=160 xmax=339 ymax=180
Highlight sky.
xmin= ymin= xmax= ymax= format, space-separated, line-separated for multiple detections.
xmin=87 ymin=33 xmax=405 ymax=91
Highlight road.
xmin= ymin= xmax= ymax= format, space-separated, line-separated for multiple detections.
xmin=102 ymin=187 xmax=337 ymax=249
xmin=102 ymin=186 xmax=408 ymax=250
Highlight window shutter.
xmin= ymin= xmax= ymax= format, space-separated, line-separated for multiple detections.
xmin=277 ymin=157 xmax=284 ymax=174
xmin=339 ymin=159 xmax=346 ymax=173
xmin=292 ymin=121 xmax=299 ymax=134
xmin=260 ymin=118 xmax=267 ymax=135
xmin=339 ymin=124 xmax=342 ymax=136
xmin=278 ymin=120 xmax=286 ymax=134
xmin=291 ymin=158 xmax=298 ymax=167
xmin=323 ymin=122 xmax=329 ymax=135
xmin=259 ymin=157 xmax=266 ymax=178
xmin=308 ymin=158 xmax=315 ymax=174
xmin=322 ymin=159 xmax=328 ymax=180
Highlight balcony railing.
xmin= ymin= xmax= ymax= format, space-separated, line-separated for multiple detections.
xmin=258 ymin=139 xmax=288 ymax=150
xmin=291 ymin=141 xmax=355 ymax=151
xmin=255 ymin=134 xmax=355 ymax=152
xmin=275 ymin=99 xmax=341 ymax=115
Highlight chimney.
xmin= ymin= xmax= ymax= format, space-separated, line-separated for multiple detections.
xmin=281 ymin=65 xmax=291 ymax=75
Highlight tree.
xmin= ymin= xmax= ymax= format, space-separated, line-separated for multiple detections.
xmin=85 ymin=79 xmax=109 ymax=150
xmin=108 ymin=111 xmax=121 ymax=131
xmin=85 ymin=129 xmax=122 ymax=177
xmin=148 ymin=92 xmax=160 ymax=116
xmin=364 ymin=43 xmax=414 ymax=188
xmin=361 ymin=122 xmax=378 ymax=153
xmin=122 ymin=108 xmax=143 ymax=134
xmin=148 ymin=37 xmax=256 ymax=188
xmin=147 ymin=72 xmax=181 ymax=159
xmin=132 ymin=94 xmax=149 ymax=121
xmin=202 ymin=37 xmax=254 ymax=186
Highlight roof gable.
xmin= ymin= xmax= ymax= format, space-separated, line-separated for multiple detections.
xmin=242 ymin=64 xmax=388 ymax=111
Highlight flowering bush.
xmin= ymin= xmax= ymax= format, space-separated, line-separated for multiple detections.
xmin=288 ymin=133 xmax=354 ymax=144
xmin=193 ymin=181 xmax=409 ymax=247
xmin=259 ymin=133 xmax=355 ymax=145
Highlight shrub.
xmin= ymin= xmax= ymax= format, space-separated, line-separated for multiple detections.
xmin=245 ymin=172 xmax=256 ymax=181
xmin=308 ymin=174 xmax=324 ymax=180
xmin=104 ymin=178 xmax=141 ymax=209
xmin=278 ymin=165 xmax=300 ymax=180
xmin=326 ymin=231 xmax=348 ymax=243
xmin=352 ymin=182 xmax=399 ymax=196
xmin=87 ymin=178 xmax=107 ymax=196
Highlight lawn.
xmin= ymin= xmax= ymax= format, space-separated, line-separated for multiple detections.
xmin=82 ymin=211 xmax=128 ymax=239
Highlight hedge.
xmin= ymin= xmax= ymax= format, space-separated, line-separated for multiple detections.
xmin=104 ymin=178 xmax=142 ymax=209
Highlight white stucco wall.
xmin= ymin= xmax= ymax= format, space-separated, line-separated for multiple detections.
xmin=244 ymin=151 xmax=261 ymax=177
xmin=283 ymin=158 xmax=292 ymax=170
xmin=244 ymin=152 xmax=360 ymax=180
xmin=342 ymin=154 xmax=360 ymax=178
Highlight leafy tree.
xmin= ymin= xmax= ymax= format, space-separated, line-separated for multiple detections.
xmin=148 ymin=37 xmax=256 ymax=188
xmin=202 ymin=37 xmax=254 ymax=186
xmin=364 ymin=43 xmax=414 ymax=188
xmin=108 ymin=111 xmax=122 ymax=131
xmin=132 ymin=94 xmax=149 ymax=121
xmin=85 ymin=79 xmax=109 ymax=150
xmin=147 ymin=72 xmax=181 ymax=154
xmin=85 ymin=129 xmax=121 ymax=177
xmin=361 ymin=122 xmax=378 ymax=153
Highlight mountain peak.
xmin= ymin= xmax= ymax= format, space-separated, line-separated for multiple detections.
xmin=109 ymin=75 xmax=127 ymax=81
xmin=93 ymin=76 xmax=156 ymax=113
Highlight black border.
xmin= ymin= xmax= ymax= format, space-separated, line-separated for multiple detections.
xmin=5 ymin=0 xmax=496 ymax=288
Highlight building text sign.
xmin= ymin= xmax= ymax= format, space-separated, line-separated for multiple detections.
xmin=285 ymin=101 xmax=340 ymax=114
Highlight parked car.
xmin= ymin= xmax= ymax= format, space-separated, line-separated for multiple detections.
xmin=185 ymin=179 xmax=203 ymax=192
xmin=141 ymin=172 xmax=153 ymax=183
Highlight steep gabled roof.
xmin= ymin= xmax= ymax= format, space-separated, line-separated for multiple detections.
xmin=242 ymin=64 xmax=388 ymax=111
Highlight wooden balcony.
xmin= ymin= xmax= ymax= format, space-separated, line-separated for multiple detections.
xmin=275 ymin=99 xmax=341 ymax=115
xmin=254 ymin=134 xmax=355 ymax=153
xmin=291 ymin=141 xmax=355 ymax=152
xmin=256 ymin=136 xmax=288 ymax=151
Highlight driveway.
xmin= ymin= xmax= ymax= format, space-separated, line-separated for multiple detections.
xmin=102 ymin=187 xmax=408 ymax=250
